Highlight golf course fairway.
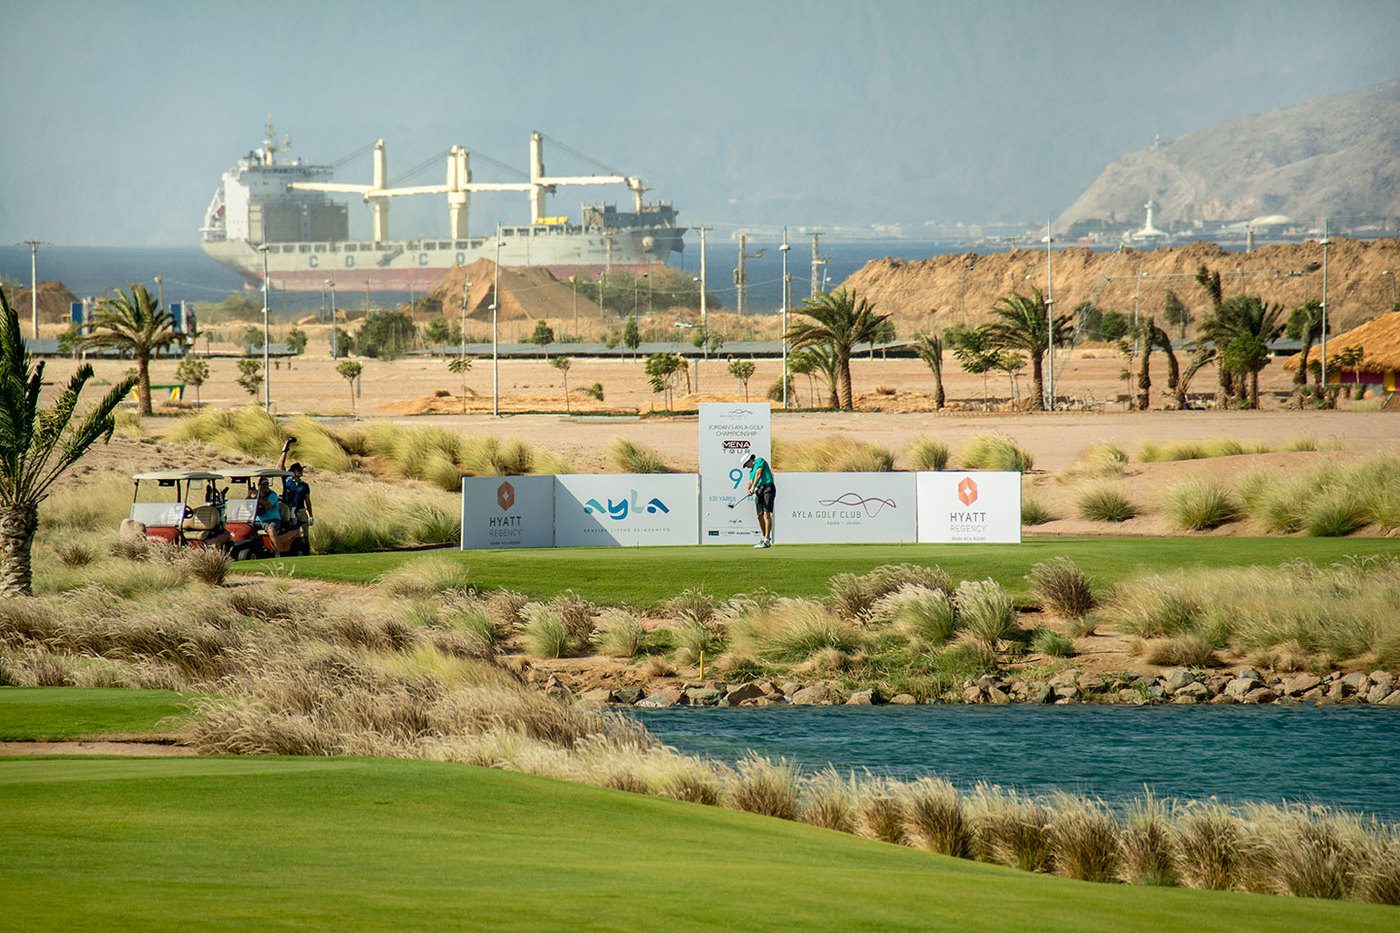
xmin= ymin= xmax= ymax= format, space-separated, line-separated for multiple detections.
xmin=0 ymin=756 xmax=1389 ymax=930
xmin=237 ymin=536 xmax=1400 ymax=605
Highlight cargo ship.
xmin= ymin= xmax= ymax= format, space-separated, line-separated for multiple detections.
xmin=200 ymin=122 xmax=685 ymax=291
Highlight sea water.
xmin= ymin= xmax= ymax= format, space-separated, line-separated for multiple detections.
xmin=632 ymin=705 xmax=1400 ymax=818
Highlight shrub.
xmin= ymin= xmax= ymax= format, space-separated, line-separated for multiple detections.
xmin=868 ymin=586 xmax=956 ymax=648
xmin=1047 ymin=794 xmax=1120 ymax=882
xmin=906 ymin=438 xmax=950 ymax=471
xmin=1302 ymin=488 xmax=1368 ymax=537
xmin=828 ymin=563 xmax=950 ymax=622
xmin=610 ymin=437 xmax=673 ymax=473
xmin=377 ymin=554 xmax=471 ymax=597
xmin=1027 ymin=557 xmax=1094 ymax=619
xmin=662 ymin=588 xmax=715 ymax=625
xmin=905 ymin=778 xmax=972 ymax=858
xmin=1142 ymin=635 xmax=1217 ymax=667
xmin=593 ymin=609 xmax=646 ymax=658
xmin=772 ymin=436 xmax=894 ymax=473
xmin=1073 ymin=442 xmax=1129 ymax=476
xmin=1077 ymin=486 xmax=1137 ymax=522
xmin=969 ymin=786 xmax=1053 ymax=872
xmin=672 ymin=620 xmax=722 ymax=665
xmin=1030 ymin=629 xmax=1074 ymax=658
xmin=960 ymin=433 xmax=1034 ymax=472
xmin=728 ymin=755 xmax=800 ymax=820
xmin=801 ymin=768 xmax=857 ymax=833
xmin=182 ymin=547 xmax=229 ymax=586
xmin=1165 ymin=479 xmax=1240 ymax=531
xmin=54 ymin=542 xmax=97 ymax=567
xmin=855 ymin=784 xmax=909 ymax=845
xmin=953 ymin=579 xmax=1018 ymax=649
xmin=1021 ymin=497 xmax=1053 ymax=525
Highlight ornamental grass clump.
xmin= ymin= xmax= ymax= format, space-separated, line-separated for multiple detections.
xmin=662 ymin=588 xmax=715 ymax=625
xmin=1046 ymin=794 xmax=1121 ymax=882
xmin=953 ymin=579 xmax=1018 ymax=649
xmin=828 ymin=563 xmax=950 ymax=622
xmin=1252 ymin=804 xmax=1368 ymax=900
xmin=592 ymin=609 xmax=647 ymax=659
xmin=730 ymin=600 xmax=861 ymax=663
xmin=1077 ymin=485 xmax=1137 ymax=522
xmin=376 ymin=554 xmax=471 ymax=598
xmin=960 ymin=433 xmax=1033 ymax=472
xmin=673 ymin=619 xmax=723 ymax=665
xmin=1175 ymin=804 xmax=1246 ymax=891
xmin=1026 ymin=557 xmax=1094 ymax=619
xmin=855 ymin=782 xmax=909 ymax=845
xmin=1068 ymin=442 xmax=1128 ymax=477
xmin=609 ymin=437 xmax=673 ymax=473
xmin=728 ymin=755 xmax=800 ymax=820
xmin=773 ymin=436 xmax=895 ymax=473
xmin=1119 ymin=794 xmax=1179 ymax=886
xmin=1030 ymin=629 xmax=1075 ymax=658
xmin=1021 ymin=497 xmax=1053 ymax=525
xmin=905 ymin=437 xmax=950 ymax=471
xmin=904 ymin=778 xmax=972 ymax=858
xmin=867 ymin=585 xmax=956 ymax=648
xmin=968 ymin=785 xmax=1053 ymax=873
xmin=521 ymin=607 xmax=571 ymax=658
xmin=801 ymin=768 xmax=857 ymax=833
xmin=1165 ymin=478 xmax=1240 ymax=531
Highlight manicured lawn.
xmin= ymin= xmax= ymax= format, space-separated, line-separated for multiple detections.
xmin=236 ymin=536 xmax=1400 ymax=605
xmin=0 ymin=756 xmax=1388 ymax=931
xmin=0 ymin=688 xmax=190 ymax=741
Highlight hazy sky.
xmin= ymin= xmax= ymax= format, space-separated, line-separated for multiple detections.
xmin=3 ymin=0 xmax=1397 ymax=246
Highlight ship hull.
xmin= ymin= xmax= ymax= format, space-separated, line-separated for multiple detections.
xmin=203 ymin=226 xmax=685 ymax=292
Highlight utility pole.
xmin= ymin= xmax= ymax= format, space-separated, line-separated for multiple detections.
xmin=259 ymin=245 xmax=271 ymax=411
xmin=1320 ymin=218 xmax=1331 ymax=391
xmin=1044 ymin=218 xmax=1055 ymax=412
xmin=327 ymin=279 xmax=337 ymax=357
xmin=493 ymin=223 xmax=502 ymax=418
xmin=20 ymin=240 xmax=45 ymax=340
xmin=780 ymin=226 xmax=791 ymax=409
xmin=809 ymin=232 xmax=828 ymax=298
xmin=154 ymin=275 xmax=165 ymax=313
xmin=697 ymin=226 xmax=710 ymax=331
xmin=734 ymin=233 xmax=765 ymax=316
xmin=460 ymin=275 xmax=471 ymax=361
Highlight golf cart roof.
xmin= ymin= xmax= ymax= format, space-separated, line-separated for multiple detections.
xmin=132 ymin=470 xmax=226 ymax=481
xmin=219 ymin=468 xmax=293 ymax=481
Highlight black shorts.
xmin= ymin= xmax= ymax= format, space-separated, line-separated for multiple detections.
xmin=753 ymin=484 xmax=776 ymax=514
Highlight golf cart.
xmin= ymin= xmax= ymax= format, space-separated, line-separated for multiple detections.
xmin=218 ymin=467 xmax=310 ymax=560
xmin=125 ymin=470 xmax=232 ymax=549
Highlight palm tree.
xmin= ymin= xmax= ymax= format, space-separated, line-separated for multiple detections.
xmin=1195 ymin=264 xmax=1234 ymax=405
xmin=0 ymin=288 xmax=135 ymax=596
xmin=803 ymin=343 xmax=841 ymax=409
xmin=1285 ymin=299 xmax=1325 ymax=390
xmin=981 ymin=289 xmax=1071 ymax=411
xmin=1213 ymin=295 xmax=1285 ymax=408
xmin=786 ymin=289 xmax=889 ymax=410
xmin=78 ymin=284 xmax=183 ymax=415
xmin=912 ymin=333 xmax=945 ymax=410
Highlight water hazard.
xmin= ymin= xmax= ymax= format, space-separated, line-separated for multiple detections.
xmin=632 ymin=705 xmax=1400 ymax=819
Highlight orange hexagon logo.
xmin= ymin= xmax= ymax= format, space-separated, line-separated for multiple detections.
xmin=957 ymin=476 xmax=978 ymax=506
xmin=497 ymin=480 xmax=515 ymax=511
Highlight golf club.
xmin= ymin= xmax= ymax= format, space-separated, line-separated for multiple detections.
xmin=727 ymin=491 xmax=755 ymax=509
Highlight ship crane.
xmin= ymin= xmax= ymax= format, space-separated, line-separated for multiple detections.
xmin=288 ymin=132 xmax=646 ymax=243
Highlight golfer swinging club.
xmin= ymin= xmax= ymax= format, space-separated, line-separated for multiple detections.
xmin=742 ymin=452 xmax=776 ymax=548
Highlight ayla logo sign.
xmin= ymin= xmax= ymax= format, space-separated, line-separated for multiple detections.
xmin=584 ymin=490 xmax=672 ymax=522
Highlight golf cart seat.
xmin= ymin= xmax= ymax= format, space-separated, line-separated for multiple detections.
xmin=182 ymin=505 xmax=222 ymax=540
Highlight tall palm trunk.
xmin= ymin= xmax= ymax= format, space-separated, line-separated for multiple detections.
xmin=1136 ymin=330 xmax=1154 ymax=411
xmin=838 ymin=346 xmax=854 ymax=410
xmin=1294 ymin=337 xmax=1312 ymax=388
xmin=1160 ymin=342 xmax=1181 ymax=409
xmin=933 ymin=367 xmax=945 ymax=409
xmin=1028 ymin=352 xmax=1044 ymax=412
xmin=0 ymin=502 xmax=39 ymax=597
xmin=137 ymin=350 xmax=154 ymax=415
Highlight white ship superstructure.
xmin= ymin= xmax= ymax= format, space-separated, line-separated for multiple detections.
xmin=201 ymin=122 xmax=685 ymax=291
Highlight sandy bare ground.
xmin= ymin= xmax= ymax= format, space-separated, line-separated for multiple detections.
xmin=0 ymin=740 xmax=196 ymax=756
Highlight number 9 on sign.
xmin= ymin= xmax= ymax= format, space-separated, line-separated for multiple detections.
xmin=729 ymin=468 xmax=744 ymax=490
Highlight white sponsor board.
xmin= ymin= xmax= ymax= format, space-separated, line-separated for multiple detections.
xmin=916 ymin=471 xmax=1022 ymax=543
xmin=554 ymin=474 xmax=700 ymax=547
xmin=461 ymin=475 xmax=555 ymax=549
xmin=698 ymin=403 xmax=771 ymax=543
xmin=773 ymin=472 xmax=919 ymax=544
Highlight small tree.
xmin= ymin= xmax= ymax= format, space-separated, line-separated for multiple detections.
xmin=1335 ymin=345 xmax=1366 ymax=398
xmin=357 ymin=311 xmax=417 ymax=360
xmin=728 ymin=358 xmax=756 ymax=402
xmin=241 ymin=325 xmax=264 ymax=353
xmin=448 ymin=356 xmax=473 ymax=413
xmin=623 ymin=315 xmax=641 ymax=358
xmin=949 ymin=327 xmax=999 ymax=409
xmin=0 ymin=287 xmax=135 ymax=595
xmin=530 ymin=320 xmax=555 ymax=358
xmin=336 ymin=360 xmax=363 ymax=416
xmin=644 ymin=353 xmax=686 ymax=409
xmin=912 ymin=333 xmax=945 ymax=410
xmin=550 ymin=355 xmax=572 ymax=412
xmin=788 ymin=349 xmax=818 ymax=407
xmin=1221 ymin=333 xmax=1270 ymax=409
xmin=285 ymin=326 xmax=308 ymax=355
xmin=175 ymin=357 xmax=210 ymax=405
xmin=1073 ymin=301 xmax=1104 ymax=341
xmin=1100 ymin=310 xmax=1129 ymax=341
xmin=329 ymin=327 xmax=354 ymax=359
xmin=1162 ymin=290 xmax=1191 ymax=340
xmin=235 ymin=359 xmax=263 ymax=399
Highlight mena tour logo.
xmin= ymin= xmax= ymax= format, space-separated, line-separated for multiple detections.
xmin=957 ymin=476 xmax=978 ymax=507
xmin=497 ymin=480 xmax=515 ymax=511
xmin=584 ymin=490 xmax=671 ymax=522
xmin=818 ymin=493 xmax=898 ymax=517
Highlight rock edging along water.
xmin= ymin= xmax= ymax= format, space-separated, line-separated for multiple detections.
xmin=543 ymin=668 xmax=1400 ymax=708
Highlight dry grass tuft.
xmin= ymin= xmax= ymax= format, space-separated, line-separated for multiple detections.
xmin=1047 ymin=794 xmax=1120 ymax=882
xmin=728 ymin=755 xmax=800 ymax=820
xmin=904 ymin=778 xmax=972 ymax=858
xmin=1027 ymin=558 xmax=1094 ymax=619
xmin=377 ymin=554 xmax=471 ymax=598
xmin=730 ymin=600 xmax=862 ymax=663
xmin=856 ymin=783 xmax=909 ymax=845
xmin=1176 ymin=804 xmax=1246 ymax=890
xmin=592 ymin=609 xmax=647 ymax=659
xmin=801 ymin=768 xmax=857 ymax=833
xmin=960 ymin=434 xmax=1034 ymax=472
xmin=968 ymin=785 xmax=1053 ymax=873
xmin=829 ymin=563 xmax=950 ymax=622
xmin=1165 ymin=479 xmax=1240 ymax=531
xmin=868 ymin=585 xmax=956 ymax=648
xmin=953 ymin=579 xmax=1018 ymax=649
xmin=1077 ymin=485 xmax=1138 ymax=522
xmin=610 ymin=437 xmax=673 ymax=473
xmin=906 ymin=437 xmax=951 ymax=471
xmin=772 ymin=436 xmax=895 ymax=473
xmin=1119 ymin=793 xmax=1179 ymax=886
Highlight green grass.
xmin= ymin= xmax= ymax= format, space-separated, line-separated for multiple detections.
xmin=0 ymin=756 xmax=1387 ymax=931
xmin=236 ymin=538 xmax=1400 ymax=607
xmin=0 ymin=688 xmax=190 ymax=740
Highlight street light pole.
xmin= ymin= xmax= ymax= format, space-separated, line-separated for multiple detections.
xmin=20 ymin=240 xmax=45 ymax=340
xmin=460 ymin=275 xmax=471 ymax=361
xmin=779 ymin=226 xmax=791 ymax=410
xmin=327 ymin=279 xmax=337 ymax=357
xmin=259 ymin=246 xmax=271 ymax=411
xmin=1043 ymin=218 xmax=1054 ymax=412
xmin=493 ymin=223 xmax=502 ymax=418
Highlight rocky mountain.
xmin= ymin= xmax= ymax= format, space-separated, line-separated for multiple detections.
xmin=1056 ymin=80 xmax=1400 ymax=232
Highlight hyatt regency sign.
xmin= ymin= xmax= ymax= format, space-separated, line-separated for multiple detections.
xmin=461 ymin=475 xmax=555 ymax=549
xmin=915 ymin=471 xmax=1022 ymax=544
